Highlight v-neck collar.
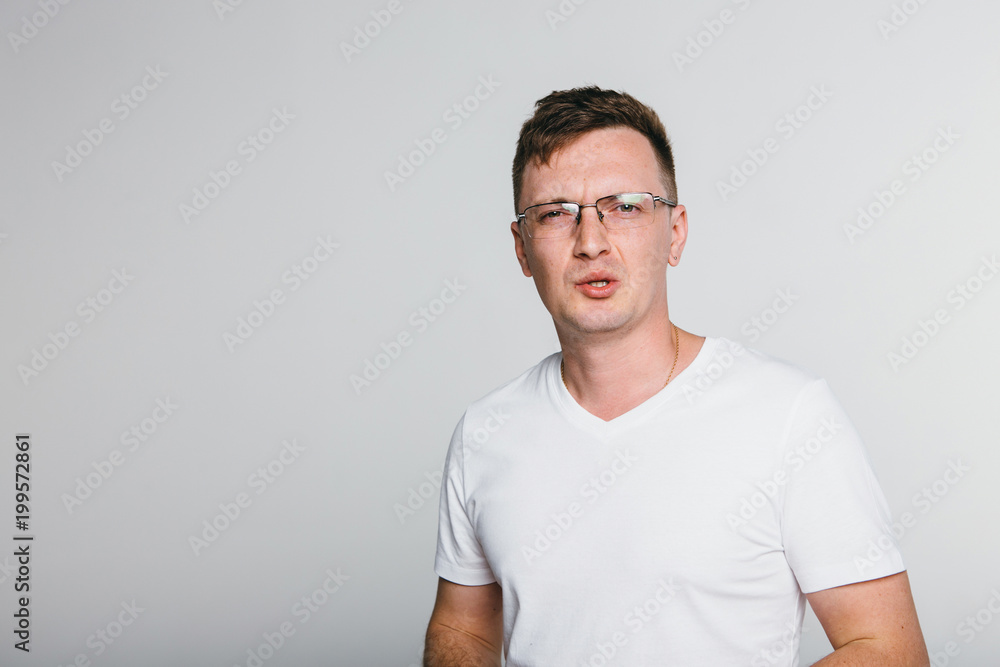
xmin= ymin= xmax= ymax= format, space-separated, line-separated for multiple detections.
xmin=549 ymin=337 xmax=720 ymax=437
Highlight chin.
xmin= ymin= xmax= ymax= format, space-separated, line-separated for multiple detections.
xmin=562 ymin=309 xmax=633 ymax=335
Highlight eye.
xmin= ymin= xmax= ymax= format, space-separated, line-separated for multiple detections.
xmin=611 ymin=201 xmax=645 ymax=217
xmin=531 ymin=204 xmax=576 ymax=225
xmin=604 ymin=194 xmax=649 ymax=218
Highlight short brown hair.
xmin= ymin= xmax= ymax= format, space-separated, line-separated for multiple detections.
xmin=512 ymin=86 xmax=677 ymax=212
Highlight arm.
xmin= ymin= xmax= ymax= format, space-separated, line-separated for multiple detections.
xmin=807 ymin=571 xmax=929 ymax=666
xmin=424 ymin=577 xmax=503 ymax=667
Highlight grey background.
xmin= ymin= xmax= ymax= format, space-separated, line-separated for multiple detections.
xmin=1 ymin=1 xmax=998 ymax=665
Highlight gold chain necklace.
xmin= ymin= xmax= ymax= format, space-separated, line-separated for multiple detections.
xmin=561 ymin=322 xmax=680 ymax=390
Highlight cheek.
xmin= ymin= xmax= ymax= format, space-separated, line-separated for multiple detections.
xmin=623 ymin=236 xmax=669 ymax=286
xmin=527 ymin=243 xmax=561 ymax=276
xmin=535 ymin=258 xmax=562 ymax=289
xmin=528 ymin=249 xmax=571 ymax=298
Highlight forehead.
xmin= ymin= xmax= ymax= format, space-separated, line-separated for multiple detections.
xmin=521 ymin=127 xmax=661 ymax=205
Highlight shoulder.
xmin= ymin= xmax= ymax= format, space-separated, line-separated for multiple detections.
xmin=457 ymin=351 xmax=559 ymax=431
xmin=691 ymin=336 xmax=828 ymax=404
xmin=699 ymin=336 xmax=819 ymax=379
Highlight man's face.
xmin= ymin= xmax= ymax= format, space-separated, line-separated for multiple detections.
xmin=511 ymin=127 xmax=687 ymax=340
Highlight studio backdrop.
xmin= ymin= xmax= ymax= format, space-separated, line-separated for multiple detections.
xmin=1 ymin=1 xmax=998 ymax=665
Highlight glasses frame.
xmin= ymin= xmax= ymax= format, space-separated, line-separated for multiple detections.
xmin=515 ymin=192 xmax=677 ymax=239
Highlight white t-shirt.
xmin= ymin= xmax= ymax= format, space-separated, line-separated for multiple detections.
xmin=434 ymin=337 xmax=905 ymax=666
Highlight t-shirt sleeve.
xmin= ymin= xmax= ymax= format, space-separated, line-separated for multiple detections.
xmin=780 ymin=379 xmax=905 ymax=594
xmin=433 ymin=412 xmax=497 ymax=586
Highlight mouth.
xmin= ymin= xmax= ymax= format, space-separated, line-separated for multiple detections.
xmin=576 ymin=270 xmax=617 ymax=283
xmin=575 ymin=274 xmax=620 ymax=298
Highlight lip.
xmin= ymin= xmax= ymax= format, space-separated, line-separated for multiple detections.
xmin=575 ymin=274 xmax=620 ymax=298
xmin=576 ymin=270 xmax=618 ymax=284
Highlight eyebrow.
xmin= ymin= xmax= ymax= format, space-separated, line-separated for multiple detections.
xmin=526 ymin=190 xmax=643 ymax=206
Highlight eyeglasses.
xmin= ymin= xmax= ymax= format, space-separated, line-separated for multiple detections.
xmin=515 ymin=192 xmax=676 ymax=239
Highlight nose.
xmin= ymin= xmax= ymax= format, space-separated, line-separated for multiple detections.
xmin=573 ymin=204 xmax=611 ymax=259
xmin=576 ymin=203 xmax=604 ymax=224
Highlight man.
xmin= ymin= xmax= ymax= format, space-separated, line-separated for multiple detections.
xmin=423 ymin=86 xmax=928 ymax=666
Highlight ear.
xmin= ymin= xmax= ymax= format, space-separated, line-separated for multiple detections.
xmin=511 ymin=220 xmax=533 ymax=277
xmin=666 ymin=204 xmax=688 ymax=267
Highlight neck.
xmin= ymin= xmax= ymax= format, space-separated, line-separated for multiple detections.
xmin=557 ymin=309 xmax=703 ymax=422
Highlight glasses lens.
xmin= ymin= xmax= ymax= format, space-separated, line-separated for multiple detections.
xmin=525 ymin=202 xmax=579 ymax=238
xmin=597 ymin=193 xmax=655 ymax=230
